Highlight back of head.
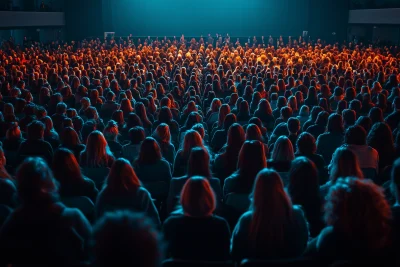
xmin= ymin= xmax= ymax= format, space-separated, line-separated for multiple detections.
xmin=129 ymin=126 xmax=145 ymax=145
xmin=296 ymin=132 xmax=316 ymax=155
xmin=325 ymin=177 xmax=391 ymax=250
xmin=237 ymin=140 xmax=267 ymax=187
xmin=27 ymin=120 xmax=45 ymax=140
xmin=288 ymin=157 xmax=319 ymax=204
xmin=107 ymin=158 xmax=141 ymax=193
xmin=250 ymin=168 xmax=292 ymax=248
xmin=345 ymin=125 xmax=366 ymax=145
xmin=287 ymin=117 xmax=300 ymax=134
xmin=328 ymin=113 xmax=344 ymax=133
xmin=138 ymin=137 xmax=161 ymax=165
xmin=93 ymin=211 xmax=163 ymax=267
xmin=187 ymin=147 xmax=211 ymax=178
xmin=17 ymin=157 xmax=57 ymax=204
xmin=330 ymin=147 xmax=363 ymax=183
xmin=272 ymin=136 xmax=295 ymax=161
xmin=181 ymin=176 xmax=216 ymax=217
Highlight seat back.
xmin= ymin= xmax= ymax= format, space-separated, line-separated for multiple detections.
xmin=82 ymin=167 xmax=110 ymax=190
xmin=163 ymin=259 xmax=234 ymax=267
xmin=225 ymin=193 xmax=250 ymax=213
xmin=61 ymin=196 xmax=95 ymax=222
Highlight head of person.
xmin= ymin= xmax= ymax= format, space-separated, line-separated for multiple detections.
xmin=271 ymin=136 xmax=295 ymax=162
xmin=237 ymin=140 xmax=267 ymax=189
xmin=249 ymin=168 xmax=292 ymax=248
xmin=325 ymin=177 xmax=391 ymax=250
xmin=106 ymin=158 xmax=141 ymax=193
xmin=52 ymin=148 xmax=84 ymax=185
xmin=356 ymin=116 xmax=372 ymax=133
xmin=246 ymin=123 xmax=263 ymax=143
xmin=27 ymin=120 xmax=45 ymax=140
xmin=16 ymin=157 xmax=58 ymax=204
xmin=187 ymin=147 xmax=211 ymax=179
xmin=6 ymin=123 xmax=22 ymax=140
xmin=287 ymin=117 xmax=300 ymax=135
xmin=129 ymin=126 xmax=145 ymax=145
xmin=93 ymin=211 xmax=163 ymax=267
xmin=345 ymin=125 xmax=367 ymax=146
xmin=329 ymin=147 xmax=363 ymax=183
xmin=182 ymin=130 xmax=203 ymax=158
xmin=368 ymin=107 xmax=383 ymax=125
xmin=296 ymin=132 xmax=317 ymax=155
xmin=288 ymin=157 xmax=320 ymax=209
xmin=299 ymin=105 xmax=309 ymax=117
xmin=153 ymin=123 xmax=170 ymax=144
xmin=327 ymin=113 xmax=344 ymax=134
xmin=56 ymin=102 xmax=67 ymax=115
xmin=137 ymin=137 xmax=162 ymax=165
xmin=103 ymin=120 xmax=119 ymax=142
xmin=180 ymin=176 xmax=216 ymax=218
xmin=84 ymin=130 xmax=112 ymax=167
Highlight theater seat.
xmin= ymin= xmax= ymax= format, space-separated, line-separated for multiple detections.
xmin=163 ymin=259 xmax=234 ymax=267
xmin=240 ymin=258 xmax=318 ymax=267
xmin=61 ymin=196 xmax=95 ymax=222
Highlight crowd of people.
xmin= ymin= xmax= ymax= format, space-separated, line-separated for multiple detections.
xmin=0 ymin=35 xmax=399 ymax=266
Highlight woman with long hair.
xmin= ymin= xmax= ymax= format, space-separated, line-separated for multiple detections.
xmin=254 ymin=99 xmax=275 ymax=131
xmin=223 ymin=140 xmax=267 ymax=196
xmin=40 ymin=116 xmax=60 ymax=150
xmin=134 ymin=137 xmax=172 ymax=184
xmin=314 ymin=178 xmax=392 ymax=262
xmin=288 ymin=157 xmax=324 ymax=237
xmin=80 ymin=131 xmax=115 ymax=168
xmin=134 ymin=102 xmax=153 ymax=134
xmin=52 ymin=148 xmax=98 ymax=203
xmin=245 ymin=123 xmax=269 ymax=156
xmin=153 ymin=106 xmax=179 ymax=146
xmin=168 ymin=147 xmax=222 ymax=214
xmin=152 ymin=123 xmax=176 ymax=166
xmin=236 ymin=100 xmax=251 ymax=124
xmin=320 ymin=147 xmax=363 ymax=200
xmin=231 ymin=169 xmax=309 ymax=260
xmin=0 ymin=157 xmax=91 ymax=264
xmin=211 ymin=113 xmax=237 ymax=153
xmin=95 ymin=158 xmax=160 ymax=225
xmin=163 ymin=176 xmax=230 ymax=261
xmin=213 ymin=123 xmax=245 ymax=181
xmin=103 ymin=120 xmax=122 ymax=158
xmin=210 ymin=104 xmax=231 ymax=139
xmin=316 ymin=113 xmax=345 ymax=164
xmin=367 ymin=122 xmax=395 ymax=172
xmin=295 ymin=132 xmax=326 ymax=177
xmin=174 ymin=130 xmax=205 ymax=177
xmin=59 ymin=127 xmax=85 ymax=162
xmin=268 ymin=136 xmax=295 ymax=173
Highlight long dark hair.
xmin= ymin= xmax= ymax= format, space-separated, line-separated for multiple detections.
xmin=106 ymin=158 xmax=141 ymax=193
xmin=53 ymin=148 xmax=84 ymax=186
xmin=187 ymin=147 xmax=211 ymax=179
xmin=236 ymin=140 xmax=267 ymax=192
xmin=136 ymin=137 xmax=162 ymax=165
xmin=249 ymin=169 xmax=293 ymax=251
xmin=288 ymin=157 xmax=321 ymax=229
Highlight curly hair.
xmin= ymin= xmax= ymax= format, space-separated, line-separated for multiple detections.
xmin=325 ymin=177 xmax=391 ymax=250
